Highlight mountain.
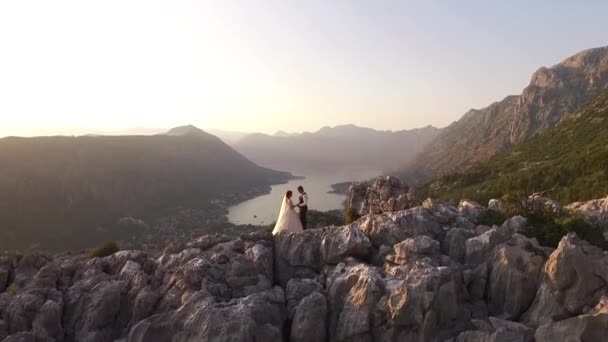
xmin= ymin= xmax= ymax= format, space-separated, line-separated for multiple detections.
xmin=0 ymin=126 xmax=290 ymax=251
xmin=163 ymin=124 xmax=208 ymax=136
xmin=422 ymin=88 xmax=608 ymax=205
xmin=402 ymin=46 xmax=608 ymax=183
xmin=205 ymin=128 xmax=251 ymax=145
xmin=234 ymin=124 xmax=441 ymax=173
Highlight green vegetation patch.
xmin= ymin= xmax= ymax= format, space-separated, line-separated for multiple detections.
xmin=421 ymin=90 xmax=608 ymax=205
xmin=90 ymin=241 xmax=120 ymax=258
xmin=7 ymin=283 xmax=19 ymax=295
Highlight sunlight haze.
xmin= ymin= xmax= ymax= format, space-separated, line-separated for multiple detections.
xmin=1 ymin=0 xmax=607 ymax=137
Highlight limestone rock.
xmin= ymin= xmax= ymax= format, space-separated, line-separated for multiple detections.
xmin=459 ymin=200 xmax=485 ymax=221
xmin=523 ymin=233 xmax=608 ymax=326
xmin=566 ymin=196 xmax=608 ymax=235
xmin=291 ymin=292 xmax=327 ymax=342
xmin=442 ymin=228 xmax=476 ymax=263
xmin=348 ymin=176 xmax=412 ymax=216
xmin=358 ymin=214 xmax=405 ymax=248
xmin=286 ymin=278 xmax=323 ymax=319
xmin=325 ymin=263 xmax=384 ymax=342
xmin=535 ymin=311 xmax=608 ymax=342
xmin=273 ymin=229 xmax=324 ymax=287
xmin=487 ymin=235 xmax=546 ymax=319
xmin=129 ymin=287 xmax=286 ymax=342
xmin=321 ymin=224 xmax=372 ymax=265
xmin=392 ymin=236 xmax=440 ymax=265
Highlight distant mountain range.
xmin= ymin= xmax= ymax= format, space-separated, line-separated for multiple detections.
xmin=233 ymin=124 xmax=441 ymax=174
xmin=0 ymin=125 xmax=290 ymax=250
xmin=422 ymin=88 xmax=608 ymax=205
xmin=402 ymin=46 xmax=608 ymax=183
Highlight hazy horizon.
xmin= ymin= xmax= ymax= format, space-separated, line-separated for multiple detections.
xmin=2 ymin=1 xmax=608 ymax=137
xmin=0 ymin=122 xmax=438 ymax=139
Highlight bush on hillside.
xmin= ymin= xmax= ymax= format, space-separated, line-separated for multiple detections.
xmin=475 ymin=192 xmax=607 ymax=250
xmin=7 ymin=283 xmax=19 ymax=295
xmin=90 ymin=241 xmax=120 ymax=258
xmin=522 ymin=214 xmax=607 ymax=249
xmin=345 ymin=207 xmax=361 ymax=225
xmin=477 ymin=209 xmax=508 ymax=227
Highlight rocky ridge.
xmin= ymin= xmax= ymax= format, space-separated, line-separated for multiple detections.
xmin=403 ymin=46 xmax=608 ymax=182
xmin=1 ymin=192 xmax=608 ymax=341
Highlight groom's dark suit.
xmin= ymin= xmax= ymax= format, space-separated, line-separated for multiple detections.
xmin=298 ymin=192 xmax=308 ymax=230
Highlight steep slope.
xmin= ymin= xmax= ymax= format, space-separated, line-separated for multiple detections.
xmin=0 ymin=127 xmax=290 ymax=250
xmin=235 ymin=124 xmax=440 ymax=173
xmin=403 ymin=46 xmax=608 ymax=183
xmin=422 ymin=89 xmax=608 ymax=204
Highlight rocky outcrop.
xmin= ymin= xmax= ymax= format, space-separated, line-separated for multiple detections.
xmin=566 ymin=196 xmax=608 ymax=238
xmin=2 ymin=201 xmax=608 ymax=341
xmin=522 ymin=233 xmax=608 ymax=326
xmin=347 ymin=176 xmax=416 ymax=216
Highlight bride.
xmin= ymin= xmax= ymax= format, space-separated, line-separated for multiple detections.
xmin=272 ymin=190 xmax=304 ymax=235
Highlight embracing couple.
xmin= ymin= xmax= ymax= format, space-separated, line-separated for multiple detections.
xmin=272 ymin=186 xmax=308 ymax=235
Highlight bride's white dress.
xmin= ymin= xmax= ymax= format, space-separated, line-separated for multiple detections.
xmin=272 ymin=196 xmax=304 ymax=235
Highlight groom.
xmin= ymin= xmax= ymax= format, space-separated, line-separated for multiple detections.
xmin=296 ymin=186 xmax=308 ymax=230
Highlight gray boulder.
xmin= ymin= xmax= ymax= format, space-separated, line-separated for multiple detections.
xmin=459 ymin=200 xmax=485 ymax=221
xmin=535 ymin=302 xmax=608 ymax=342
xmin=291 ymin=292 xmax=327 ymax=342
xmin=487 ymin=235 xmax=546 ymax=320
xmin=128 ymin=287 xmax=286 ymax=342
xmin=442 ymin=228 xmax=476 ymax=263
xmin=320 ymin=224 xmax=372 ymax=265
xmin=325 ymin=262 xmax=384 ymax=342
xmin=285 ymin=278 xmax=323 ymax=319
xmin=274 ymin=229 xmax=324 ymax=287
xmin=523 ymin=233 xmax=608 ymax=326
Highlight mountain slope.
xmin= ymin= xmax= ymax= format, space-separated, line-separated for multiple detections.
xmin=422 ymin=89 xmax=608 ymax=204
xmin=403 ymin=46 xmax=608 ymax=183
xmin=235 ymin=124 xmax=441 ymax=173
xmin=0 ymin=127 xmax=290 ymax=250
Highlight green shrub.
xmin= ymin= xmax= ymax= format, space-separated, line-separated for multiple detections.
xmin=477 ymin=210 xmax=508 ymax=227
xmin=345 ymin=207 xmax=361 ymax=225
xmin=7 ymin=283 xmax=19 ymax=295
xmin=89 ymin=241 xmax=120 ymax=258
xmin=521 ymin=214 xmax=607 ymax=249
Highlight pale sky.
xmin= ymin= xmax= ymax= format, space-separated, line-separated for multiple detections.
xmin=1 ymin=0 xmax=607 ymax=137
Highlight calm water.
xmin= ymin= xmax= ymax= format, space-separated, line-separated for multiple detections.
xmin=228 ymin=168 xmax=380 ymax=225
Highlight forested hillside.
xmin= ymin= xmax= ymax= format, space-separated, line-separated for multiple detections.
xmin=422 ymin=89 xmax=608 ymax=204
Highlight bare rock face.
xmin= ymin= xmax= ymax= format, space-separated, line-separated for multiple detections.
xmin=566 ymin=196 xmax=608 ymax=237
xmin=290 ymin=292 xmax=327 ymax=342
xmin=486 ymin=235 xmax=547 ymax=320
xmin=285 ymin=278 xmax=323 ymax=319
xmin=320 ymin=224 xmax=372 ymax=265
xmin=442 ymin=228 xmax=476 ymax=263
xmin=348 ymin=176 xmax=414 ymax=216
xmin=358 ymin=214 xmax=405 ymax=248
xmin=465 ymin=216 xmax=527 ymax=265
xmin=273 ymin=229 xmax=325 ymax=287
xmin=324 ymin=262 xmax=384 ymax=342
xmin=523 ymin=233 xmax=608 ymax=326
xmin=129 ymin=287 xmax=286 ymax=342
xmin=535 ymin=297 xmax=608 ymax=341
